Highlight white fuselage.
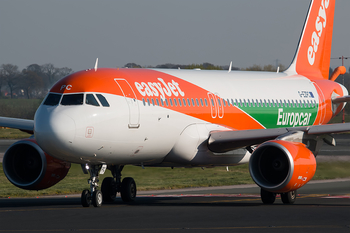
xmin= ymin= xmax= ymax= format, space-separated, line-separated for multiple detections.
xmin=33 ymin=69 xmax=346 ymax=167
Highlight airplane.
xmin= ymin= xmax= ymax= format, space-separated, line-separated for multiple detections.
xmin=1 ymin=0 xmax=349 ymax=207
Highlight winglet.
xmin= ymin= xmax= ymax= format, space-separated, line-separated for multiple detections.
xmin=285 ymin=0 xmax=336 ymax=80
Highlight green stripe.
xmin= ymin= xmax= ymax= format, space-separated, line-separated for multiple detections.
xmin=239 ymin=103 xmax=318 ymax=129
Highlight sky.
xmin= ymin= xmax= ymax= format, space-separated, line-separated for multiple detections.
xmin=1 ymin=0 xmax=350 ymax=72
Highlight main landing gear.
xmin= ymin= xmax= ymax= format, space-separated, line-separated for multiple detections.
xmin=260 ymin=189 xmax=297 ymax=205
xmin=81 ymin=164 xmax=137 ymax=207
xmin=101 ymin=165 xmax=137 ymax=203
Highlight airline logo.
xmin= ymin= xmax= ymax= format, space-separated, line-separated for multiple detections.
xmin=134 ymin=78 xmax=185 ymax=99
xmin=307 ymin=0 xmax=330 ymax=65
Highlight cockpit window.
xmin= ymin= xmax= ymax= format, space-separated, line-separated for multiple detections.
xmin=96 ymin=94 xmax=110 ymax=107
xmin=61 ymin=94 xmax=84 ymax=105
xmin=86 ymin=94 xmax=100 ymax=106
xmin=43 ymin=93 xmax=62 ymax=106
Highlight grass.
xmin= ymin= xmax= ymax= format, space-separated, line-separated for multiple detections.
xmin=0 ymin=162 xmax=349 ymax=198
xmin=0 ymin=128 xmax=31 ymax=139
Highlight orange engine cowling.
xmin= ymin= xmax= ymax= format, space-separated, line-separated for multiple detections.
xmin=2 ymin=138 xmax=71 ymax=190
xmin=249 ymin=140 xmax=316 ymax=193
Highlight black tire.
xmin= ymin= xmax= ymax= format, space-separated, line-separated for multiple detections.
xmin=81 ymin=189 xmax=91 ymax=207
xmin=92 ymin=190 xmax=103 ymax=207
xmin=101 ymin=177 xmax=117 ymax=203
xmin=281 ymin=190 xmax=297 ymax=204
xmin=121 ymin=177 xmax=136 ymax=202
xmin=260 ymin=189 xmax=276 ymax=204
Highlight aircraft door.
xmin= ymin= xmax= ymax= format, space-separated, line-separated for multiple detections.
xmin=215 ymin=93 xmax=224 ymax=118
xmin=114 ymin=78 xmax=140 ymax=128
xmin=207 ymin=92 xmax=217 ymax=118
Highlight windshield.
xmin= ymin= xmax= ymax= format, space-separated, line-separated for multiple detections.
xmin=61 ymin=94 xmax=84 ymax=105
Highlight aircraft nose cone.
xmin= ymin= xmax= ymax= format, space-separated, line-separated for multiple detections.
xmin=35 ymin=109 xmax=76 ymax=158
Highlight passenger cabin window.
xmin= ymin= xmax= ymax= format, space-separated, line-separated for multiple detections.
xmin=96 ymin=94 xmax=110 ymax=107
xmin=44 ymin=93 xmax=62 ymax=106
xmin=61 ymin=94 xmax=84 ymax=105
xmin=86 ymin=94 xmax=100 ymax=106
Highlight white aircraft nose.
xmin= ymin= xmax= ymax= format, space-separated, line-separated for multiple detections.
xmin=35 ymin=108 xmax=76 ymax=159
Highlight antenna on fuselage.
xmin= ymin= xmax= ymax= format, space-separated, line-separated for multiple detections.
xmin=94 ymin=58 xmax=99 ymax=71
xmin=228 ymin=61 xmax=232 ymax=73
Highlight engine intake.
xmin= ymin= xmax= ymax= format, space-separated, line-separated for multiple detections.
xmin=249 ymin=140 xmax=316 ymax=193
xmin=3 ymin=139 xmax=71 ymax=190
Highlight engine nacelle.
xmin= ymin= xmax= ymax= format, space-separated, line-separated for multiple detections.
xmin=3 ymin=138 xmax=71 ymax=190
xmin=249 ymin=140 xmax=316 ymax=193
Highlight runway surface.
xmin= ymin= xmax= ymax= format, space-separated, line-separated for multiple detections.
xmin=1 ymin=179 xmax=350 ymax=232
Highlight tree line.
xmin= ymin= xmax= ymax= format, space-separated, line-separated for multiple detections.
xmin=1 ymin=62 xmax=349 ymax=100
xmin=0 ymin=64 xmax=73 ymax=99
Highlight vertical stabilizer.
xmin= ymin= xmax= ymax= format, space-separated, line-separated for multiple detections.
xmin=285 ymin=0 xmax=335 ymax=80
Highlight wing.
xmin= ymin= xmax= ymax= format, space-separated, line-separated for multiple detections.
xmin=0 ymin=117 xmax=34 ymax=134
xmin=208 ymin=123 xmax=350 ymax=153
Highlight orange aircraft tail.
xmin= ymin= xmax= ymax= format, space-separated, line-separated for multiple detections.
xmin=285 ymin=0 xmax=336 ymax=80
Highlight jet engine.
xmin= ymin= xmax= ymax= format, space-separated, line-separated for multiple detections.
xmin=3 ymin=138 xmax=71 ymax=190
xmin=249 ymin=140 xmax=316 ymax=193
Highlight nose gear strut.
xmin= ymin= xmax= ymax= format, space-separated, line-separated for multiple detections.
xmin=81 ymin=164 xmax=103 ymax=207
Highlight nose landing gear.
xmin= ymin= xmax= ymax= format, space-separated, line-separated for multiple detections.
xmin=81 ymin=164 xmax=104 ymax=207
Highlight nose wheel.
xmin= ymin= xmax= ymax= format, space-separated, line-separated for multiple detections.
xmin=81 ymin=189 xmax=91 ymax=207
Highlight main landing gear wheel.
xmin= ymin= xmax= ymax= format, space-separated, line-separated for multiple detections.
xmin=81 ymin=189 xmax=91 ymax=207
xmin=108 ymin=165 xmax=137 ymax=203
xmin=101 ymin=177 xmax=117 ymax=203
xmin=260 ymin=189 xmax=276 ymax=204
xmin=121 ymin=177 xmax=136 ymax=202
xmin=281 ymin=190 xmax=297 ymax=204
